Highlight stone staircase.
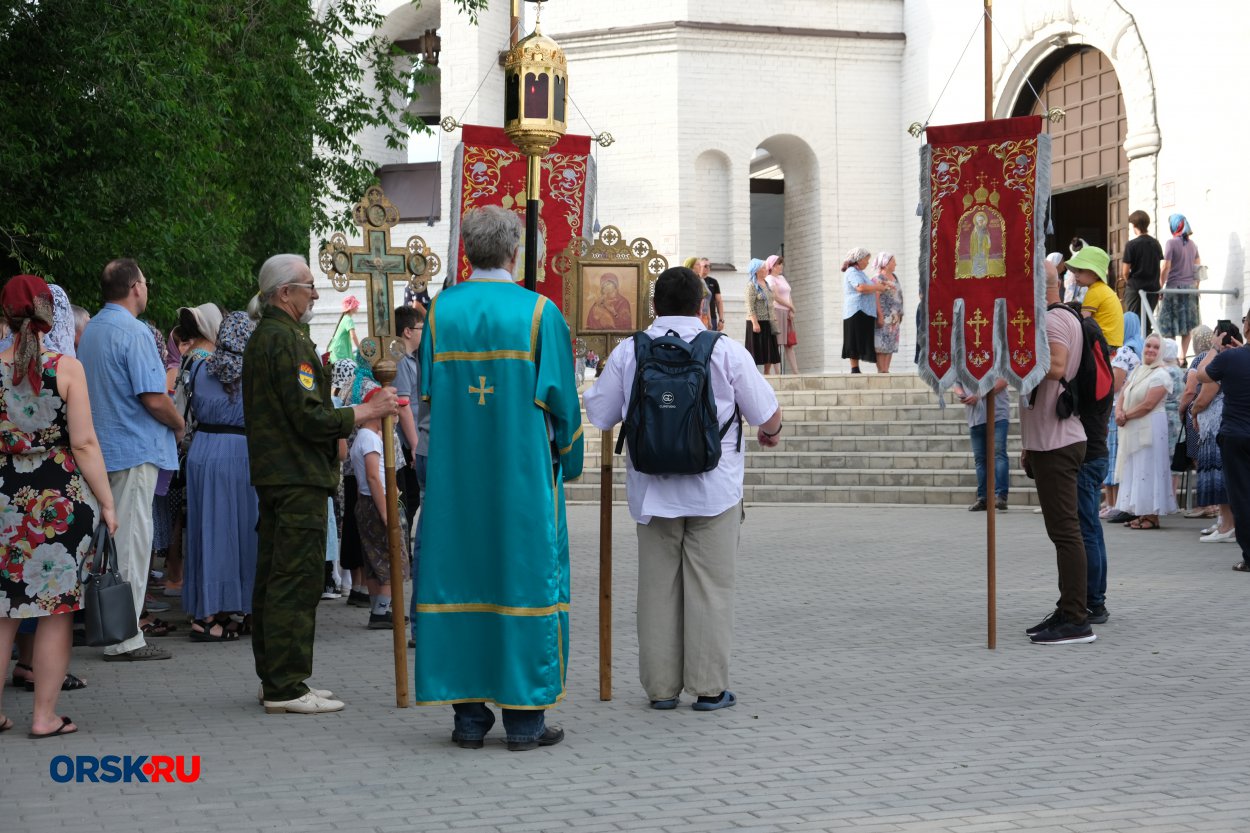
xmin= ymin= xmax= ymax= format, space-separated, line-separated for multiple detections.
xmin=567 ymin=372 xmax=1039 ymax=507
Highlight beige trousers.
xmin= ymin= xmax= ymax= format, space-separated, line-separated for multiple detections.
xmin=635 ymin=502 xmax=743 ymax=700
xmin=102 ymin=463 xmax=158 ymax=655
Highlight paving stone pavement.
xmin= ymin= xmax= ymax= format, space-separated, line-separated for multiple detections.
xmin=2 ymin=504 xmax=1246 ymax=832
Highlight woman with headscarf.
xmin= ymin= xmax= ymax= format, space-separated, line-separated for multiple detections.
xmin=765 ymin=255 xmax=799 ymax=374
xmin=1181 ymin=326 xmax=1219 ymax=518
xmin=1113 ymin=333 xmax=1178 ymax=529
xmin=329 ymin=295 xmax=362 ymax=364
xmin=1 ymin=275 xmax=116 ymax=737
xmin=1101 ymin=312 xmax=1144 ymax=519
xmin=1159 ymin=214 xmax=1202 ymax=363
xmin=745 ymin=257 xmax=780 ymax=374
xmin=841 ymin=247 xmax=888 ymax=374
xmin=182 ymin=312 xmax=260 ymax=641
xmin=871 ymin=252 xmax=903 ymax=373
xmin=1186 ymin=324 xmax=1235 ymax=541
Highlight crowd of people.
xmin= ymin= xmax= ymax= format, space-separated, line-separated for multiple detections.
xmin=0 ymin=202 xmax=1241 ymax=739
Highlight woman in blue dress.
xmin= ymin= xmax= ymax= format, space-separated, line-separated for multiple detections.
xmin=182 ymin=312 xmax=259 ymax=641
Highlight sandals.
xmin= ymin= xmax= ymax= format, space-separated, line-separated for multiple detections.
xmin=28 ymin=715 xmax=77 ymax=740
xmin=1128 ymin=517 xmax=1160 ymax=530
xmin=189 ymin=618 xmax=240 ymax=643
xmin=139 ymin=617 xmax=177 ymax=637
xmin=0 ymin=715 xmax=13 ymax=733
xmin=9 ymin=663 xmax=86 ymax=692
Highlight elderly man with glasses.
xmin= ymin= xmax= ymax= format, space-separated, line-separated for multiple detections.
xmin=242 ymin=254 xmax=397 ymax=714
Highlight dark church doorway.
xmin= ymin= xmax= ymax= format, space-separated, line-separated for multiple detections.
xmin=1050 ymin=183 xmax=1109 ymax=255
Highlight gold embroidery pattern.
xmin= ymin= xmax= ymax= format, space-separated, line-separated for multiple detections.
xmin=415 ymin=602 xmax=570 ymax=616
xmin=468 ymin=376 xmax=495 ymax=405
xmin=991 ymin=137 xmax=1038 ymax=278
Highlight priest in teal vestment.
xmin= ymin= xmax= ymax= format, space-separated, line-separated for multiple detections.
xmin=415 ymin=206 xmax=584 ymax=750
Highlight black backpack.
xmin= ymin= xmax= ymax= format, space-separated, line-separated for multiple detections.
xmin=1043 ymin=303 xmax=1114 ymax=419
xmin=614 ymin=329 xmax=741 ymax=475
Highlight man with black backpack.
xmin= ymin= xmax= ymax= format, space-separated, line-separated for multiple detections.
xmin=584 ymin=266 xmax=782 ymax=711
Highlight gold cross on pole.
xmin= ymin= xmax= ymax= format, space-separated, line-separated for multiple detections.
xmin=1009 ymin=307 xmax=1032 ymax=346
xmin=967 ymin=307 xmax=990 ymax=348
xmin=318 ymin=185 xmax=441 ymax=351
xmin=469 ymin=376 xmax=495 ymax=405
xmin=931 ymin=310 xmax=950 ymax=348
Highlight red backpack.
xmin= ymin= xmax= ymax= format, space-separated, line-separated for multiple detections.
xmin=1048 ymin=303 xmax=1114 ymax=419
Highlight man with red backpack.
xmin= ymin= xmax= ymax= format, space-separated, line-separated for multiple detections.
xmin=1022 ymin=260 xmax=1096 ymax=645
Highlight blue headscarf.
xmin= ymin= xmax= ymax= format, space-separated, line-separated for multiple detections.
xmin=746 ymin=258 xmax=767 ymax=298
xmin=1169 ymin=213 xmax=1192 ymax=240
xmin=1121 ymin=311 xmax=1143 ymax=359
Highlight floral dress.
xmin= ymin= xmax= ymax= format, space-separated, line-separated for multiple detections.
xmin=874 ymin=273 xmax=904 ymax=353
xmin=0 ymin=353 xmax=98 ymax=618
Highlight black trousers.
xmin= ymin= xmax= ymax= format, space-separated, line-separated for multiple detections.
xmin=1218 ymin=434 xmax=1250 ymax=563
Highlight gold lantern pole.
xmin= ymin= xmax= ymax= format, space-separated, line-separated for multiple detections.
xmin=504 ymin=0 xmax=568 ymax=292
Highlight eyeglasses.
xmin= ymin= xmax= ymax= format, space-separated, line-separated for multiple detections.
xmin=285 ymin=282 xmax=316 ymax=292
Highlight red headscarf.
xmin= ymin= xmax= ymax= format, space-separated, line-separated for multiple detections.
xmin=2 ymin=274 xmax=55 ymax=394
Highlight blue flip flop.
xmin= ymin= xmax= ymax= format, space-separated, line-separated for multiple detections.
xmin=691 ymin=690 xmax=736 ymax=711
xmin=650 ymin=697 xmax=679 ymax=710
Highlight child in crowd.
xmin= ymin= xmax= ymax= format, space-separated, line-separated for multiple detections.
xmin=349 ymin=388 xmax=410 ymax=628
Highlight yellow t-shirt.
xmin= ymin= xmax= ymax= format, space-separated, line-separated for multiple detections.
xmin=1081 ymin=280 xmax=1123 ymax=347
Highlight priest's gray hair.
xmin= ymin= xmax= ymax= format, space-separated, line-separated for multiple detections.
xmin=461 ymin=206 xmax=522 ymax=270
xmin=248 ymin=254 xmax=311 ymax=319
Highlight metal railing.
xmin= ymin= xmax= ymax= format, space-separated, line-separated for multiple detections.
xmin=1137 ymin=286 xmax=1241 ymax=334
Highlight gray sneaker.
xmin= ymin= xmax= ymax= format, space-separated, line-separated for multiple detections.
xmin=104 ymin=645 xmax=172 ymax=662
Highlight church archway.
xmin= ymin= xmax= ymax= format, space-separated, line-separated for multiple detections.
xmin=752 ymin=134 xmax=820 ymax=373
xmin=1012 ymin=47 xmax=1128 ymax=277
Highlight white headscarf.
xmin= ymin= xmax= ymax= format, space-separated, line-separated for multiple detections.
xmin=44 ymin=284 xmax=76 ymax=358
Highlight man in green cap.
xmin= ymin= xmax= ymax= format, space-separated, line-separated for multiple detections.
xmin=242 ymin=253 xmax=397 ymax=714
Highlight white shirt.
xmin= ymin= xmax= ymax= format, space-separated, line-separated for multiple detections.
xmin=350 ymin=427 xmax=385 ymax=497
xmin=583 ymin=316 xmax=780 ymax=523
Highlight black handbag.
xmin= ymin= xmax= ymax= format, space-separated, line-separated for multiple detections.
xmin=79 ymin=523 xmax=139 ymax=647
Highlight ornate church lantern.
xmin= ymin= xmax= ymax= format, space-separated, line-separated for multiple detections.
xmin=504 ymin=0 xmax=567 ymax=291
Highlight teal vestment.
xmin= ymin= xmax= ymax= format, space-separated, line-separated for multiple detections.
xmin=414 ymin=274 xmax=584 ymax=709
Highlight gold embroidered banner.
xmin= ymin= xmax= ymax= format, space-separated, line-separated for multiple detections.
xmin=917 ymin=116 xmax=1051 ymax=395
xmin=447 ymin=125 xmax=593 ymax=311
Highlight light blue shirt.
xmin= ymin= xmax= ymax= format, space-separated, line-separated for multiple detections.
xmin=843 ymin=266 xmax=878 ymax=319
xmin=78 ymin=303 xmax=178 ymax=472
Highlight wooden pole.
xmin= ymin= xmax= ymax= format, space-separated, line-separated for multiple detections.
xmin=599 ymin=427 xmax=613 ymax=700
xmin=983 ymin=0 xmax=997 ymax=650
xmin=373 ymin=359 xmax=411 ymax=706
xmin=510 ymin=0 xmax=521 ymax=47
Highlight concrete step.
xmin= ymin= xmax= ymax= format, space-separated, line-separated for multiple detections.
xmin=574 ymin=466 xmax=1032 ymax=490
xmin=564 ymin=483 xmax=1039 ymax=507
xmin=581 ymin=434 xmax=1025 ymax=455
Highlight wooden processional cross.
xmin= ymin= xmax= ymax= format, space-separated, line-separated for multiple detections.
xmin=319 ymin=185 xmax=440 ymax=707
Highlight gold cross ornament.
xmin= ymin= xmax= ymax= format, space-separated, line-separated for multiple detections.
xmin=931 ymin=310 xmax=950 ymax=348
xmin=967 ymin=307 xmax=989 ymax=348
xmin=1010 ymin=307 xmax=1032 ymax=346
xmin=469 ymin=376 xmax=495 ymax=405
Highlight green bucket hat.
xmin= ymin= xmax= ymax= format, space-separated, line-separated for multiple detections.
xmin=1066 ymin=245 xmax=1109 ymax=282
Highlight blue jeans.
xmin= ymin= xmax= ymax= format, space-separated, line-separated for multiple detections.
xmin=1078 ymin=456 xmax=1109 ymax=608
xmin=969 ymin=420 xmax=1010 ymax=499
xmin=452 ymin=702 xmax=546 ymax=743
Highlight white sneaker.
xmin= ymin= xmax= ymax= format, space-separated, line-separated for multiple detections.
xmin=258 ymin=684 xmax=336 ymax=705
xmin=263 ymin=692 xmax=345 ymax=714
xmin=1200 ymin=528 xmax=1237 ymax=543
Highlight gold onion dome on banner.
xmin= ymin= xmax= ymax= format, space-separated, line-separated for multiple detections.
xmin=964 ymin=180 xmax=1000 ymax=209
xmin=503 ymin=23 xmax=568 ymax=157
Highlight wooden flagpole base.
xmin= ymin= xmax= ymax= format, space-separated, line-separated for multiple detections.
xmin=599 ymin=426 xmax=613 ymax=700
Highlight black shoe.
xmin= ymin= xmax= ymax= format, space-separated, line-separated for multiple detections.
xmin=1025 ymin=609 xmax=1060 ymax=636
xmin=367 ymin=612 xmax=393 ymax=630
xmin=1103 ymin=511 xmax=1136 ymax=524
xmin=452 ymin=733 xmax=485 ymax=750
xmin=995 ymin=495 xmax=1008 ymax=511
xmin=1087 ymin=605 xmax=1110 ymax=625
xmin=507 ymin=725 xmax=564 ymax=752
xmin=1029 ymin=618 xmax=1096 ymax=645
xmin=346 ymin=590 xmax=371 ymax=608
xmin=968 ymin=498 xmax=987 ymax=512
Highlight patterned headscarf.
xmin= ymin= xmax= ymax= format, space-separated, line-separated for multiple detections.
xmin=2 ymin=275 xmax=55 ymax=393
xmin=44 ymin=284 xmax=76 ymax=358
xmin=145 ymin=322 xmax=169 ymax=366
xmin=872 ymin=252 xmax=895 ymax=274
xmin=764 ymin=255 xmax=781 ymax=275
xmin=1169 ymin=214 xmax=1193 ymax=240
xmin=206 ymin=311 xmax=255 ymax=386
xmin=842 ymin=247 xmax=872 ymax=271
xmin=1161 ymin=339 xmax=1180 ymax=366
xmin=332 ymin=355 xmax=376 ymax=405
xmin=1192 ymin=325 xmax=1214 ymax=355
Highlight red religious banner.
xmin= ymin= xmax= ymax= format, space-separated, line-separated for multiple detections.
xmin=917 ymin=116 xmax=1052 ymax=396
xmin=447 ymin=125 xmax=594 ymax=311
